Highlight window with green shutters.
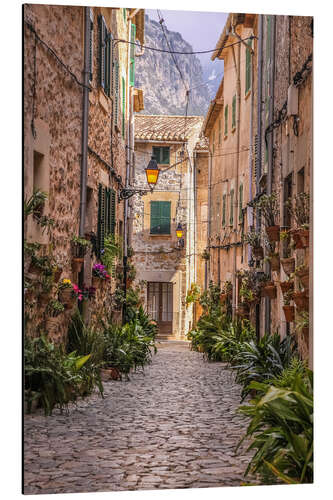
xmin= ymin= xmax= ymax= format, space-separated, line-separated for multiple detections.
xmin=239 ymin=184 xmax=243 ymax=222
xmin=218 ymin=119 xmax=222 ymax=145
xmin=224 ymin=104 xmax=228 ymax=136
xmin=150 ymin=201 xmax=171 ymax=235
xmin=222 ymin=194 xmax=226 ymax=227
xmin=122 ymin=76 xmax=126 ymax=138
xmin=97 ymin=185 xmax=116 ymax=258
xmin=88 ymin=9 xmax=94 ymax=83
xmin=113 ymin=60 xmax=119 ymax=129
xmin=129 ymin=23 xmax=136 ymax=87
xmin=229 ymin=189 xmax=234 ymax=226
xmin=232 ymin=95 xmax=236 ymax=129
xmin=152 ymin=146 xmax=170 ymax=165
xmin=98 ymin=15 xmax=112 ymax=96
xmin=122 ymin=8 xmax=127 ymax=22
xmin=245 ymin=39 xmax=252 ymax=94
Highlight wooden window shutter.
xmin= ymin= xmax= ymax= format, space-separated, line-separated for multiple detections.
xmin=229 ymin=189 xmax=234 ymax=225
xmin=239 ymin=184 xmax=243 ymax=222
xmin=232 ymin=95 xmax=236 ymax=129
xmin=162 ymin=147 xmax=170 ymax=164
xmin=98 ymin=15 xmax=106 ymax=89
xmin=122 ymin=76 xmax=126 ymax=138
xmin=160 ymin=201 xmax=171 ymax=234
xmin=88 ymin=9 xmax=94 ymax=83
xmin=245 ymin=39 xmax=252 ymax=94
xmin=97 ymin=184 xmax=106 ymax=257
xmin=110 ymin=189 xmax=116 ymax=235
xmin=105 ymin=32 xmax=112 ymax=97
xmin=150 ymin=201 xmax=160 ymax=234
xmin=222 ymin=194 xmax=226 ymax=227
xmin=224 ymin=104 xmax=228 ymax=136
xmin=150 ymin=201 xmax=171 ymax=234
xmin=129 ymin=23 xmax=136 ymax=87
xmin=113 ymin=60 xmax=119 ymax=128
xmin=152 ymin=146 xmax=160 ymax=163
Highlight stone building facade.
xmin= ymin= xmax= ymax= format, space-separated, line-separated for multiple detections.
xmin=131 ymin=115 xmax=203 ymax=339
xmin=201 ymin=13 xmax=312 ymax=366
xmin=24 ymin=4 xmax=145 ymax=341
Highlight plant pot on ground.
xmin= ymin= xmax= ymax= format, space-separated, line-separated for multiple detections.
xmin=283 ymin=305 xmax=295 ymax=322
xmin=261 ymin=281 xmax=277 ymax=299
xmin=293 ymin=290 xmax=309 ymax=311
xmin=281 ymin=257 xmax=295 ymax=276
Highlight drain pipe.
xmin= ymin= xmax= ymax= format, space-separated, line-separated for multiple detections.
xmin=248 ymin=32 xmax=255 ymax=265
xmin=207 ymin=146 xmax=213 ymax=288
xmin=231 ymin=22 xmax=242 ymax=320
xmin=79 ymin=7 xmax=90 ymax=237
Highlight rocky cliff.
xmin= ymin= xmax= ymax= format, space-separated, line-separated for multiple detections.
xmin=135 ymin=16 xmax=210 ymax=116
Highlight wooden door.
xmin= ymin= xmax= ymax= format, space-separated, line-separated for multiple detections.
xmin=147 ymin=282 xmax=173 ymax=335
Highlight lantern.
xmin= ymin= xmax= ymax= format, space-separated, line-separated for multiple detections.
xmin=145 ymin=156 xmax=160 ymax=188
xmin=176 ymin=223 xmax=183 ymax=238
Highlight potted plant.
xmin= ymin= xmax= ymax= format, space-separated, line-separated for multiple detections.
xmin=243 ymin=231 xmax=264 ymax=260
xmin=58 ymin=279 xmax=76 ymax=309
xmin=281 ymin=256 xmax=295 ymax=275
xmin=267 ymin=252 xmax=280 ymax=272
xmin=45 ymin=299 xmax=65 ymax=335
xmin=126 ymin=263 xmax=136 ymax=286
xmin=286 ymin=193 xmax=310 ymax=249
xmin=295 ymin=311 xmax=309 ymax=337
xmin=186 ymin=283 xmax=201 ymax=307
xmin=237 ymin=303 xmax=250 ymax=317
xmin=261 ymin=280 xmax=277 ymax=299
xmin=71 ymin=236 xmax=92 ymax=273
xmin=201 ymin=248 xmax=210 ymax=261
xmin=92 ymin=263 xmax=110 ymax=287
xmin=225 ymin=280 xmax=233 ymax=297
xmin=296 ymin=264 xmax=309 ymax=291
xmin=282 ymin=290 xmax=294 ymax=322
xmin=38 ymin=275 xmax=53 ymax=306
xmin=280 ymin=277 xmax=294 ymax=295
xmin=24 ymin=189 xmax=47 ymax=221
xmin=255 ymin=193 xmax=280 ymax=242
xmin=293 ymin=289 xmax=309 ymax=311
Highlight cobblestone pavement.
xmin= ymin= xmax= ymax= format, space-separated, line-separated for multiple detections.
xmin=24 ymin=342 xmax=254 ymax=494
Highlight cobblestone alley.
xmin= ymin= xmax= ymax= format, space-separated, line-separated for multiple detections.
xmin=24 ymin=342 xmax=254 ymax=494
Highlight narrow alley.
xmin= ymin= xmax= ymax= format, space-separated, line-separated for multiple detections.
xmin=24 ymin=342 xmax=254 ymax=494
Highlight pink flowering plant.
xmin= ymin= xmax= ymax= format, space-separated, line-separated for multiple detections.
xmin=81 ymin=285 xmax=96 ymax=300
xmin=92 ymin=263 xmax=111 ymax=281
xmin=73 ymin=284 xmax=83 ymax=301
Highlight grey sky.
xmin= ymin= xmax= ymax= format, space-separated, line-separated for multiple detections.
xmin=147 ymin=8 xmax=228 ymax=66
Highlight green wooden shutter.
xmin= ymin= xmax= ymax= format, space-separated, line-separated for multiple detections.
xmin=162 ymin=147 xmax=170 ymax=164
xmin=245 ymin=39 xmax=252 ymax=94
xmin=239 ymin=184 xmax=243 ymax=222
xmin=122 ymin=76 xmax=126 ymax=138
xmin=110 ymin=189 xmax=116 ymax=235
xmin=123 ymin=8 xmax=126 ymax=22
xmin=88 ymin=9 xmax=94 ymax=83
xmin=152 ymin=146 xmax=160 ymax=163
xmin=150 ymin=201 xmax=160 ymax=234
xmin=222 ymin=194 xmax=226 ymax=227
xmin=229 ymin=189 xmax=234 ymax=225
xmin=129 ymin=23 xmax=136 ymax=87
xmin=105 ymin=33 xmax=111 ymax=96
xmin=232 ymin=95 xmax=236 ymax=129
xmin=97 ymin=184 xmax=106 ymax=257
xmin=98 ymin=15 xmax=106 ymax=89
xmin=224 ymin=104 xmax=228 ymax=136
xmin=113 ymin=60 xmax=119 ymax=127
xmin=160 ymin=201 xmax=171 ymax=234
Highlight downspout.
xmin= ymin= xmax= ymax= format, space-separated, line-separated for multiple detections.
xmin=122 ymin=19 xmax=132 ymax=324
xmin=193 ymin=149 xmax=197 ymax=322
xmin=79 ymin=7 xmax=90 ymax=238
xmin=207 ymin=147 xmax=213 ymax=288
xmin=231 ymin=22 xmax=242 ymax=320
xmin=248 ymin=31 xmax=255 ymax=265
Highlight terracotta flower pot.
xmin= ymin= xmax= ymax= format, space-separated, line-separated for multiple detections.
xmin=281 ymin=257 xmax=295 ymax=276
xmin=297 ymin=268 xmax=309 ymax=291
xmin=270 ymin=254 xmax=280 ymax=272
xmin=291 ymin=228 xmax=309 ymax=249
xmin=253 ymin=246 xmax=264 ymax=260
xmin=53 ymin=268 xmax=62 ymax=282
xmin=59 ymin=288 xmax=75 ymax=309
xmin=45 ymin=316 xmax=60 ymax=336
xmin=293 ymin=290 xmax=309 ymax=311
xmin=266 ymin=225 xmax=280 ymax=243
xmin=262 ymin=282 xmax=277 ymax=299
xmin=280 ymin=280 xmax=294 ymax=294
xmin=92 ymin=276 xmax=100 ymax=288
xmin=72 ymin=257 xmax=83 ymax=273
xmin=283 ymin=305 xmax=295 ymax=322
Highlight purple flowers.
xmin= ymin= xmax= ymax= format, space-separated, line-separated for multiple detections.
xmin=92 ymin=263 xmax=110 ymax=280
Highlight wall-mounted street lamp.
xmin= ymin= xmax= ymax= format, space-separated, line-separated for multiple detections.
xmin=119 ymin=156 xmax=160 ymax=201
xmin=176 ymin=223 xmax=183 ymax=239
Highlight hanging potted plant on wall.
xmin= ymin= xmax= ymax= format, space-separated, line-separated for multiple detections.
xmin=92 ymin=263 xmax=110 ymax=288
xmin=38 ymin=275 xmax=53 ymax=306
xmin=71 ymin=236 xmax=92 ymax=273
xmin=282 ymin=289 xmax=295 ymax=322
xmin=58 ymin=279 xmax=76 ymax=309
xmin=261 ymin=279 xmax=277 ymax=299
xmin=266 ymin=253 xmax=280 ymax=272
xmin=296 ymin=264 xmax=309 ymax=291
xmin=293 ymin=288 xmax=309 ymax=312
xmin=45 ymin=299 xmax=65 ymax=336
xmin=243 ymin=231 xmax=264 ymax=260
xmin=286 ymin=193 xmax=310 ymax=249
xmin=201 ymin=248 xmax=210 ymax=261
xmin=280 ymin=277 xmax=294 ymax=295
xmin=280 ymin=256 xmax=295 ymax=275
xmin=255 ymin=193 xmax=280 ymax=242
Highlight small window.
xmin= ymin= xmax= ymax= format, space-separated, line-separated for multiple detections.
xmin=245 ymin=39 xmax=252 ymax=95
xmin=150 ymin=201 xmax=171 ymax=235
xmin=232 ymin=95 xmax=236 ymax=129
xmin=229 ymin=189 xmax=234 ymax=226
xmin=224 ymin=104 xmax=228 ymax=136
xmin=98 ymin=15 xmax=112 ymax=96
xmin=122 ymin=76 xmax=126 ymax=138
xmin=97 ymin=185 xmax=116 ymax=258
xmin=152 ymin=147 xmax=170 ymax=165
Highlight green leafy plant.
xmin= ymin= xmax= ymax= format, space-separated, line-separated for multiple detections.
xmin=24 ymin=189 xmax=47 ymax=220
xmin=286 ymin=192 xmax=310 ymax=229
xmin=255 ymin=193 xmax=280 ymax=227
xmin=238 ymin=369 xmax=313 ymax=484
xmin=201 ymin=248 xmax=210 ymax=261
xmin=46 ymin=299 xmax=65 ymax=317
xmin=71 ymin=235 xmax=92 ymax=258
xmin=101 ymin=234 xmax=122 ymax=275
xmin=243 ymin=231 xmax=262 ymax=247
xmin=186 ymin=283 xmax=201 ymax=307
xmin=295 ymin=311 xmax=309 ymax=332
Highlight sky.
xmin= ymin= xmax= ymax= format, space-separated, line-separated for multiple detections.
xmin=147 ymin=8 xmax=228 ymax=67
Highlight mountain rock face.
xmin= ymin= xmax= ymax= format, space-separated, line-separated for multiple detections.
xmin=135 ymin=16 xmax=210 ymax=116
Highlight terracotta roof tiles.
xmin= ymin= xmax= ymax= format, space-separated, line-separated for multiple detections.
xmin=134 ymin=115 xmax=204 ymax=142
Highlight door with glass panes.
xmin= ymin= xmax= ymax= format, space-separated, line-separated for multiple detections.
xmin=147 ymin=282 xmax=173 ymax=335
